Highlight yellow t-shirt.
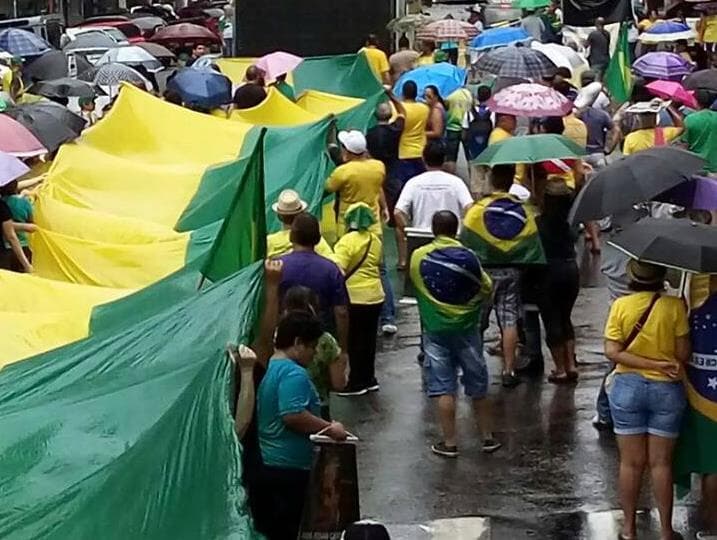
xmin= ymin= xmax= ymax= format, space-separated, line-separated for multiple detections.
xmin=361 ymin=46 xmax=390 ymax=81
xmin=398 ymin=101 xmax=430 ymax=159
xmin=488 ymin=127 xmax=526 ymax=184
xmin=325 ymin=159 xmax=385 ymax=235
xmin=605 ymin=292 xmax=690 ymax=381
xmin=623 ymin=127 xmax=682 ymax=155
xmin=331 ymin=230 xmax=384 ymax=305
xmin=702 ymin=15 xmax=717 ymax=43
xmin=266 ymin=229 xmax=334 ymax=259
xmin=563 ymin=114 xmax=588 ymax=150
xmin=417 ymin=54 xmax=434 ymax=66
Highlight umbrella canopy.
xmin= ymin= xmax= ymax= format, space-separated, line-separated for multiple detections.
xmin=569 ymin=147 xmax=705 ymax=224
xmin=684 ymin=69 xmax=717 ymax=92
xmin=655 ymin=176 xmax=717 ymax=210
xmin=387 ymin=14 xmax=435 ymax=32
xmin=530 ymin=42 xmax=589 ymax=83
xmin=150 ymin=23 xmax=220 ymax=44
xmin=470 ymin=27 xmax=531 ymax=51
xmin=0 ymin=29 xmax=51 ymax=58
xmin=23 ymin=50 xmax=93 ymax=83
xmin=646 ymin=80 xmax=697 ymax=108
xmin=0 ymin=150 xmax=30 ymax=185
xmin=632 ymin=52 xmax=693 ymax=80
xmin=608 ymin=218 xmax=717 ymax=273
xmin=639 ymin=21 xmax=696 ymax=43
xmin=474 ymin=46 xmax=556 ymax=79
xmin=135 ymin=41 xmax=175 ymax=60
xmin=24 ymin=101 xmax=86 ymax=134
xmin=255 ymin=51 xmax=303 ymax=81
xmin=62 ymin=32 xmax=119 ymax=52
xmin=130 ymin=16 xmax=167 ymax=33
xmin=514 ymin=0 xmax=550 ymax=9
xmin=78 ymin=63 xmax=151 ymax=89
xmin=96 ymin=46 xmax=163 ymax=72
xmin=393 ymin=63 xmax=467 ymax=102
xmin=417 ymin=19 xmax=477 ymax=42
xmin=31 ymin=77 xmax=100 ymax=99
xmin=474 ymin=134 xmax=585 ymax=165
xmin=488 ymin=83 xmax=573 ymax=117
xmin=166 ymin=68 xmax=232 ymax=108
xmin=3 ymin=106 xmax=79 ymax=153
xmin=0 ymin=115 xmax=47 ymax=157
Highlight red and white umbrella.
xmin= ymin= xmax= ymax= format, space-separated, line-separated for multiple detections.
xmin=416 ymin=19 xmax=478 ymax=42
xmin=488 ymin=83 xmax=573 ymax=117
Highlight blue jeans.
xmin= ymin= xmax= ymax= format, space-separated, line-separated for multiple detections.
xmin=379 ymin=261 xmax=395 ymax=326
xmin=596 ymin=367 xmax=614 ymax=424
xmin=423 ymin=331 xmax=489 ymax=398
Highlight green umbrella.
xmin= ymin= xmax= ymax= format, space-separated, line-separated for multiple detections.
xmin=473 ymin=134 xmax=586 ymax=166
xmin=513 ymin=0 xmax=551 ymax=9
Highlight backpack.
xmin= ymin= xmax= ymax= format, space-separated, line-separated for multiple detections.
xmin=465 ymin=104 xmax=493 ymax=161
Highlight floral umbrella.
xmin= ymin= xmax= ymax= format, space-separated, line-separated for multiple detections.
xmin=488 ymin=83 xmax=572 ymax=117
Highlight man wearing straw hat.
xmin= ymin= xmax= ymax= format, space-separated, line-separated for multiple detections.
xmin=267 ymin=189 xmax=333 ymax=259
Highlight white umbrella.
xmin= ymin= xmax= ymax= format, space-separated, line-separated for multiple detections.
xmin=530 ymin=42 xmax=589 ymax=84
xmin=96 ymin=46 xmax=163 ymax=73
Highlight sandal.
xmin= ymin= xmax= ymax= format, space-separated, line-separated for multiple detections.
xmin=566 ymin=370 xmax=579 ymax=381
xmin=548 ymin=373 xmax=571 ymax=384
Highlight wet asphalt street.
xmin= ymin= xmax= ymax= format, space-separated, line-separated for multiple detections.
xmin=330 ymin=248 xmax=703 ymax=539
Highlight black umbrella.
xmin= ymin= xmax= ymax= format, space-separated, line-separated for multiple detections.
xmin=608 ymin=218 xmax=717 ymax=273
xmin=24 ymin=101 xmax=87 ymax=134
xmin=683 ymin=69 xmax=717 ymax=92
xmin=62 ymin=32 xmax=118 ymax=52
xmin=569 ymin=147 xmax=705 ymax=224
xmin=31 ymin=78 xmax=102 ymax=99
xmin=23 ymin=50 xmax=93 ymax=83
xmin=3 ymin=106 xmax=79 ymax=153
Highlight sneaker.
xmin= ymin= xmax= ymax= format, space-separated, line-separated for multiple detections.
xmin=381 ymin=323 xmax=398 ymax=335
xmin=366 ymin=379 xmax=380 ymax=392
xmin=501 ymin=372 xmax=521 ymax=388
xmin=591 ymin=415 xmax=613 ymax=432
xmin=696 ymin=531 xmax=717 ymax=540
xmin=482 ymin=438 xmax=502 ymax=453
xmin=431 ymin=441 xmax=458 ymax=458
xmin=336 ymin=385 xmax=368 ymax=397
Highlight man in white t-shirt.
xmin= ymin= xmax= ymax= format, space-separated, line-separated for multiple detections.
xmin=394 ymin=140 xmax=474 ymax=239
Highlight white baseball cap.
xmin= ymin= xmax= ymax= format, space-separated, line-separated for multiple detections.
xmin=338 ymin=130 xmax=367 ymax=155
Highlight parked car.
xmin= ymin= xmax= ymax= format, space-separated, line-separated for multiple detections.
xmin=80 ymin=21 xmax=145 ymax=43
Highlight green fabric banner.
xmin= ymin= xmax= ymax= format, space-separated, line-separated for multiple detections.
xmin=293 ymin=53 xmax=384 ymax=99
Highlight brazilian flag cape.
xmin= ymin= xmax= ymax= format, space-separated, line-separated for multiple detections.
xmin=675 ymin=274 xmax=717 ymax=490
xmin=460 ymin=192 xmax=545 ymax=267
xmin=410 ymin=236 xmax=493 ymax=334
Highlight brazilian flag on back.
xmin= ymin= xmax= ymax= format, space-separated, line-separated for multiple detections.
xmin=460 ymin=192 xmax=545 ymax=266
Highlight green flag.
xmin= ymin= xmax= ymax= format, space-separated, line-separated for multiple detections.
xmin=604 ymin=22 xmax=633 ymax=104
xmin=201 ymin=131 xmax=267 ymax=282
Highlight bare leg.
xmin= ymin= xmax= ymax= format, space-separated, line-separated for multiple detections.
xmin=436 ymin=395 xmax=457 ymax=447
xmin=703 ymin=474 xmax=717 ymax=531
xmin=396 ymin=228 xmax=407 ymax=269
xmin=548 ymin=343 xmax=567 ymax=375
xmin=565 ymin=339 xmax=577 ymax=373
xmin=502 ymin=326 xmax=519 ymax=374
xmin=472 ymin=397 xmax=494 ymax=439
xmin=647 ymin=435 xmax=678 ymax=540
xmin=616 ymin=434 xmax=648 ymax=539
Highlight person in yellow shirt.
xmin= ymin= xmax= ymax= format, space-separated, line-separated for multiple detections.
xmin=604 ymin=260 xmax=690 ymax=540
xmin=396 ymin=80 xmax=430 ymax=185
xmin=622 ymin=102 xmax=684 ymax=155
xmin=488 ymin=114 xmax=527 ymax=185
xmin=325 ymin=130 xmax=388 ymax=237
xmin=1 ymin=57 xmax=24 ymax=102
xmin=332 ymin=202 xmax=384 ymax=396
xmin=417 ymin=40 xmax=436 ymax=65
xmin=266 ymin=189 xmax=333 ymax=259
xmin=360 ymin=34 xmax=391 ymax=85
xmin=637 ymin=10 xmax=659 ymax=32
xmin=699 ymin=13 xmax=717 ymax=54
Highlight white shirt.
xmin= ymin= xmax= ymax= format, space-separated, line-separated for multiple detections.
xmin=395 ymin=170 xmax=474 ymax=230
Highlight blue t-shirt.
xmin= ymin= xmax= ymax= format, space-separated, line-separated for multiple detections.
xmin=257 ymin=358 xmax=321 ymax=470
xmin=579 ymin=107 xmax=614 ymax=153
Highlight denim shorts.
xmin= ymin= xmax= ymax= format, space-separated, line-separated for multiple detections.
xmin=423 ymin=331 xmax=489 ymax=399
xmin=608 ymin=372 xmax=687 ymax=438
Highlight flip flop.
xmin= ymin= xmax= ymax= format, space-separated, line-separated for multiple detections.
xmin=548 ymin=373 xmax=572 ymax=384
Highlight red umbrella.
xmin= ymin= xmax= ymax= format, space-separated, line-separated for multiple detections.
xmin=149 ymin=23 xmax=220 ymax=44
xmin=0 ymin=115 xmax=48 ymax=157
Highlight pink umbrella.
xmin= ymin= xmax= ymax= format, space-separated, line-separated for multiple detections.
xmin=255 ymin=51 xmax=303 ymax=81
xmin=646 ymin=80 xmax=698 ymax=109
xmin=488 ymin=83 xmax=573 ymax=117
xmin=0 ymin=115 xmax=47 ymax=157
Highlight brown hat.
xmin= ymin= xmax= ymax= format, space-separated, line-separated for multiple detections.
xmin=271 ymin=189 xmax=308 ymax=216
xmin=627 ymin=259 xmax=666 ymax=285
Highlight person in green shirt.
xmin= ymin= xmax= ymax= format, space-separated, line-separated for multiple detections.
xmin=1 ymin=179 xmax=33 ymax=255
xmin=680 ymin=89 xmax=717 ymax=174
xmin=272 ymin=73 xmax=296 ymax=102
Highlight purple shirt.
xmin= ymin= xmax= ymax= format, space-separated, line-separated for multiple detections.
xmin=279 ymin=250 xmax=349 ymax=322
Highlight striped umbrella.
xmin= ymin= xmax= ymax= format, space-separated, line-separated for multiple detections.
xmin=632 ymin=52 xmax=693 ymax=81
xmin=417 ymin=19 xmax=478 ymax=42
xmin=78 ymin=63 xmax=151 ymax=90
xmin=0 ymin=28 xmax=51 ymax=58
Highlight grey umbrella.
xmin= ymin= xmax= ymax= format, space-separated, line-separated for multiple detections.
xmin=63 ymin=32 xmax=120 ymax=52
xmin=4 ymin=105 xmax=80 ymax=153
xmin=31 ymin=78 xmax=102 ymax=99
xmin=569 ymin=147 xmax=706 ymax=224
xmin=78 ymin=62 xmax=151 ymax=89
xmin=609 ymin=218 xmax=717 ymax=273
xmin=474 ymin=45 xmax=556 ymax=79
xmin=136 ymin=41 xmax=175 ymax=60
xmin=130 ymin=16 xmax=167 ymax=34
xmin=23 ymin=50 xmax=93 ymax=82
xmin=24 ymin=101 xmax=87 ymax=134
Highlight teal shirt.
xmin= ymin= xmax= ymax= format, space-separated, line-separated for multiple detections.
xmin=681 ymin=109 xmax=717 ymax=173
xmin=257 ymin=358 xmax=321 ymax=470
xmin=3 ymin=195 xmax=32 ymax=248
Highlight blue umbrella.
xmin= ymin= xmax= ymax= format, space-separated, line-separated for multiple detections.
xmin=639 ymin=21 xmax=696 ymax=43
xmin=470 ymin=27 xmax=531 ymax=51
xmin=166 ymin=68 xmax=232 ymax=109
xmin=0 ymin=29 xmax=51 ymax=58
xmin=393 ymin=63 xmax=467 ymax=102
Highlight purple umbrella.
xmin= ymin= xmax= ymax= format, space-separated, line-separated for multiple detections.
xmin=656 ymin=176 xmax=717 ymax=210
xmin=0 ymin=151 xmax=30 ymax=187
xmin=632 ymin=52 xmax=693 ymax=81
